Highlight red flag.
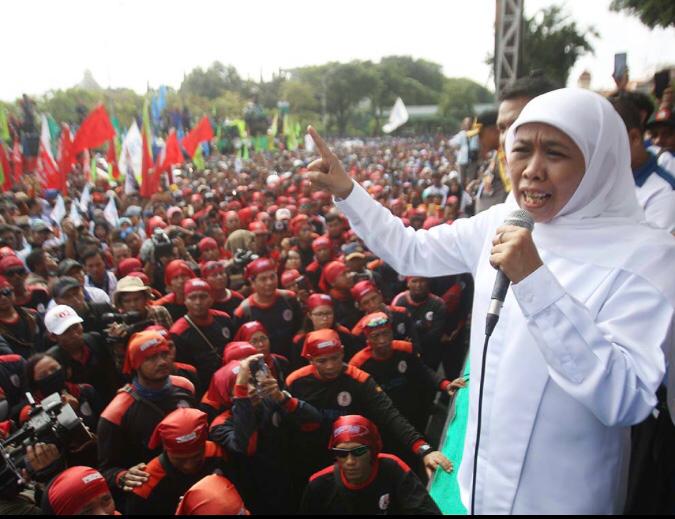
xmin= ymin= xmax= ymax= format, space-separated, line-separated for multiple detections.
xmin=156 ymin=129 xmax=183 ymax=182
xmin=58 ymin=124 xmax=74 ymax=185
xmin=11 ymin=141 xmax=23 ymax=180
xmin=71 ymin=104 xmax=115 ymax=155
xmin=140 ymin=128 xmax=157 ymax=198
xmin=181 ymin=116 xmax=213 ymax=157
xmin=0 ymin=143 xmax=11 ymax=191
xmin=106 ymin=139 xmax=120 ymax=180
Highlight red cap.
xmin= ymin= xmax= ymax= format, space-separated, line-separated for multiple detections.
xmin=223 ymin=342 xmax=258 ymax=365
xmin=148 ymin=408 xmax=209 ymax=454
xmin=47 ymin=466 xmax=111 ymax=516
xmin=198 ymin=237 xmax=218 ymax=252
xmin=117 ymin=257 xmax=143 ymax=278
xmin=329 ymin=415 xmax=382 ymax=456
xmin=256 ymin=211 xmax=270 ymax=222
xmin=147 ymin=215 xmax=167 ymax=235
xmin=319 ymin=261 xmax=347 ymax=291
xmin=289 ymin=214 xmax=309 ymax=235
xmin=0 ymin=247 xmax=17 ymax=258
xmin=0 ymin=255 xmax=24 ymax=274
xmin=128 ymin=271 xmax=150 ymax=285
xmin=350 ymin=280 xmax=378 ymax=303
xmin=164 ymin=260 xmax=195 ymax=286
xmin=244 ymin=257 xmax=276 ymax=281
xmin=280 ymin=269 xmax=301 ymax=288
xmin=358 ymin=311 xmax=391 ymax=338
xmin=301 ymin=329 xmax=343 ymax=359
xmin=201 ymin=261 xmax=225 ymax=277
xmin=306 ymin=293 xmax=333 ymax=312
xmin=423 ymin=216 xmax=442 ymax=230
xmin=311 ymin=236 xmax=331 ymax=253
xmin=184 ymin=278 xmax=213 ymax=298
xmin=248 ymin=221 xmax=269 ymax=235
xmin=181 ymin=218 xmax=197 ymax=229
xmin=175 ymin=474 xmax=248 ymax=515
xmin=233 ymin=321 xmax=267 ymax=343
xmin=123 ymin=330 xmax=170 ymax=374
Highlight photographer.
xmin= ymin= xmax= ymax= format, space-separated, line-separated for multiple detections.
xmin=209 ymin=353 xmax=322 ymax=514
xmin=44 ymin=305 xmax=121 ymax=405
xmin=111 ymin=276 xmax=173 ymax=332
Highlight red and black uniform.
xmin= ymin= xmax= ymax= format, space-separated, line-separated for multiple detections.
xmin=126 ymin=442 xmax=231 ymax=516
xmin=285 ymin=364 xmax=430 ymax=496
xmin=367 ymin=258 xmax=407 ymax=305
xmin=152 ymin=292 xmax=186 ymax=322
xmin=391 ymin=290 xmax=448 ymax=370
xmin=330 ymin=289 xmax=361 ymax=330
xmin=47 ymin=332 xmax=122 ymax=405
xmin=209 ymin=386 xmax=323 ymax=514
xmin=0 ymin=354 xmax=26 ymax=420
xmin=350 ymin=340 xmax=450 ymax=433
xmin=0 ymin=306 xmax=43 ymax=359
xmin=305 ymin=260 xmax=326 ymax=291
xmin=212 ymin=289 xmax=244 ymax=317
xmin=233 ymin=289 xmax=302 ymax=360
xmin=169 ymin=310 xmax=235 ymax=394
xmin=301 ymin=454 xmax=441 ymax=515
xmin=96 ymin=375 xmax=196 ymax=490
xmin=172 ymin=361 xmax=200 ymax=391
xmin=353 ymin=305 xmax=421 ymax=350
xmin=292 ymin=325 xmax=364 ymax=369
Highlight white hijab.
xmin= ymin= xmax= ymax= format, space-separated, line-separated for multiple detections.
xmin=504 ymin=88 xmax=675 ymax=307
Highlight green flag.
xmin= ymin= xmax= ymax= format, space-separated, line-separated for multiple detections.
xmin=0 ymin=108 xmax=9 ymax=143
xmin=193 ymin=145 xmax=205 ymax=171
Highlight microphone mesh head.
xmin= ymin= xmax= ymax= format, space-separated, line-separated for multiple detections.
xmin=504 ymin=209 xmax=534 ymax=231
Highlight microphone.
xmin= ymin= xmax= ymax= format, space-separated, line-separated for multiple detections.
xmin=485 ymin=209 xmax=534 ymax=337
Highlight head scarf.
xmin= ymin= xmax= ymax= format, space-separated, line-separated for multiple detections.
xmin=319 ymin=261 xmax=347 ymax=292
xmin=223 ymin=342 xmax=258 ymax=365
xmin=123 ymin=330 xmax=170 ymax=374
xmin=202 ymin=261 xmax=225 ymax=277
xmin=164 ymin=260 xmax=195 ymax=286
xmin=198 ymin=237 xmax=218 ymax=252
xmin=175 ymin=474 xmax=248 ymax=515
xmin=281 ymin=269 xmax=301 ymax=289
xmin=504 ymin=88 xmax=675 ymax=305
xmin=117 ymin=257 xmax=143 ymax=278
xmin=148 ymin=408 xmax=209 ymax=455
xmin=233 ymin=321 xmax=267 ymax=343
xmin=46 ymin=466 xmax=112 ymax=515
xmin=350 ymin=280 xmax=378 ymax=303
xmin=329 ymin=415 xmax=383 ymax=456
xmin=184 ymin=278 xmax=213 ymax=298
xmin=302 ymin=329 xmax=343 ymax=359
xmin=359 ymin=311 xmax=391 ymax=338
xmin=312 ymin=236 xmax=331 ymax=253
xmin=0 ymin=255 xmax=25 ymax=274
xmin=244 ymin=257 xmax=276 ymax=281
xmin=306 ymin=293 xmax=333 ymax=312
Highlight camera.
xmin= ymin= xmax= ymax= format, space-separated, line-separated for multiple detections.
xmin=0 ymin=392 xmax=94 ymax=493
xmin=232 ymin=249 xmax=258 ymax=268
xmin=151 ymin=228 xmax=174 ymax=261
xmin=101 ymin=312 xmax=154 ymax=344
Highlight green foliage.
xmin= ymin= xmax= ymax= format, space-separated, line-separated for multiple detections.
xmin=610 ymin=0 xmax=675 ymax=29
xmin=438 ymin=78 xmax=495 ymax=128
xmin=179 ymin=61 xmax=244 ymax=100
xmin=324 ymin=61 xmax=380 ymax=135
xmin=520 ymin=6 xmax=598 ymax=86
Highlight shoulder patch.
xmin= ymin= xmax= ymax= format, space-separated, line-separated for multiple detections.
xmin=170 ymin=375 xmax=195 ymax=395
xmin=379 ymin=453 xmax=411 ymax=473
xmin=173 ymin=361 xmax=197 ymax=374
xmin=100 ymin=389 xmax=136 ymax=426
xmin=286 ymin=365 xmax=316 ymax=387
xmin=349 ymin=348 xmax=372 ymax=368
xmin=209 ymin=409 xmax=233 ymax=430
xmin=211 ymin=309 xmax=232 ymax=320
xmin=344 ymin=364 xmax=370 ymax=384
xmin=169 ymin=317 xmax=191 ymax=336
xmin=0 ymin=354 xmax=23 ymax=364
xmin=131 ymin=457 xmax=167 ymax=499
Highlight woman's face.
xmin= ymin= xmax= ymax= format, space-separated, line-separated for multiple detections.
xmin=285 ymin=251 xmax=302 ymax=271
xmin=309 ymin=304 xmax=334 ymax=330
xmin=508 ymin=122 xmax=586 ymax=223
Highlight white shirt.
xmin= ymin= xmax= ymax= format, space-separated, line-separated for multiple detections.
xmin=85 ymin=271 xmax=118 ymax=297
xmin=336 ymin=181 xmax=669 ymax=514
xmin=47 ymin=286 xmax=111 ymax=310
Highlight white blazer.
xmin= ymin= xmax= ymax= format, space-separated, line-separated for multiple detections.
xmin=336 ymin=182 xmax=669 ymax=514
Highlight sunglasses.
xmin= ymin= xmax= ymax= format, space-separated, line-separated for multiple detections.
xmin=4 ymin=268 xmax=26 ymax=277
xmin=331 ymin=445 xmax=370 ymax=459
xmin=0 ymin=287 xmax=14 ymax=297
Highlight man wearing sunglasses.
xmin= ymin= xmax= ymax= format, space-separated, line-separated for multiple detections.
xmin=0 ymin=275 xmax=43 ymax=358
xmin=286 ymin=329 xmax=452 ymax=503
xmin=0 ymin=254 xmax=50 ymax=314
xmin=300 ymin=415 xmax=441 ymax=514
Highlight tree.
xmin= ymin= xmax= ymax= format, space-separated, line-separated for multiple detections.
xmin=438 ymin=78 xmax=494 ymax=129
xmin=610 ymin=0 xmax=675 ymax=29
xmin=180 ymin=61 xmax=243 ymax=100
xmin=519 ymin=6 xmax=598 ymax=86
xmin=324 ymin=61 xmax=380 ymax=135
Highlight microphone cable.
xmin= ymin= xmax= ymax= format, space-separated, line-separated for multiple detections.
xmin=470 ymin=333 xmax=491 ymax=515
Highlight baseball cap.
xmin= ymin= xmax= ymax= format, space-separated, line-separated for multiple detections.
xmin=52 ymin=277 xmax=83 ymax=299
xmin=45 ymin=305 xmax=84 ymax=335
xmin=57 ymin=259 xmax=83 ymax=277
xmin=31 ymin=220 xmax=53 ymax=233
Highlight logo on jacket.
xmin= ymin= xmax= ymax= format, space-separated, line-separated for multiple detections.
xmin=396 ymin=323 xmax=406 ymax=334
xmin=283 ymin=309 xmax=293 ymax=322
xmin=379 ymin=493 xmax=390 ymax=510
xmin=398 ymin=360 xmax=407 ymax=373
xmin=222 ymin=328 xmax=231 ymax=339
xmin=425 ymin=311 xmax=434 ymax=321
xmin=337 ymin=391 xmax=352 ymax=407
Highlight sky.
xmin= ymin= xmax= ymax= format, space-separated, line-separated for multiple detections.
xmin=2 ymin=0 xmax=674 ymax=102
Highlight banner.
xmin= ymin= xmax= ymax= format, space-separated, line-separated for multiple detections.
xmin=382 ymin=97 xmax=409 ymax=134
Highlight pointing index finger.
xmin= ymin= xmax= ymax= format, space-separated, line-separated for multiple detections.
xmin=307 ymin=125 xmax=333 ymax=160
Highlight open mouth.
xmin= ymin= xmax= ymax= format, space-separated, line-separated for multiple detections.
xmin=521 ymin=190 xmax=551 ymax=208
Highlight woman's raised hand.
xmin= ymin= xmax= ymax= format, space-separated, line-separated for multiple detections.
xmin=305 ymin=126 xmax=354 ymax=199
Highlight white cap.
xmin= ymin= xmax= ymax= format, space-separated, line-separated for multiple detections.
xmin=275 ymin=208 xmax=291 ymax=221
xmin=45 ymin=305 xmax=84 ymax=335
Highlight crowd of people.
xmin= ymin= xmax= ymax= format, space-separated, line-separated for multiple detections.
xmin=0 ymin=70 xmax=672 ymax=515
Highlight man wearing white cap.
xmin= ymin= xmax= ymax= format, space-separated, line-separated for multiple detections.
xmin=45 ymin=305 xmax=121 ymax=405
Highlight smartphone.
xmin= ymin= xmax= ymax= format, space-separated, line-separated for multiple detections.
xmin=613 ymin=53 xmax=627 ymax=82
xmin=654 ymin=70 xmax=670 ymax=100
xmin=249 ymin=358 xmax=269 ymax=387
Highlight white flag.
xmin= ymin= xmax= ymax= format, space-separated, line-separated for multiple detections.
xmin=382 ymin=97 xmax=409 ymax=134
xmin=50 ymin=194 xmax=66 ymax=225
xmin=69 ymin=198 xmax=82 ymax=227
xmin=79 ymin=183 xmax=91 ymax=213
xmin=304 ymin=133 xmax=315 ymax=153
xmin=103 ymin=194 xmax=119 ymax=228
xmin=118 ymin=121 xmax=143 ymax=184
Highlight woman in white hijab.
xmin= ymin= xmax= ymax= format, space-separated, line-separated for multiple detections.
xmin=304 ymin=88 xmax=675 ymax=514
